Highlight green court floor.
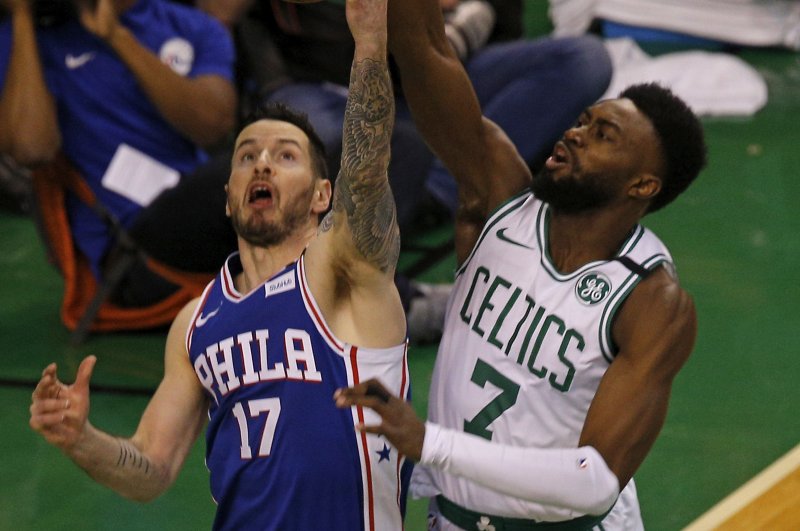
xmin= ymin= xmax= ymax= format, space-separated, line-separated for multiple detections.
xmin=2 ymin=23 xmax=800 ymax=531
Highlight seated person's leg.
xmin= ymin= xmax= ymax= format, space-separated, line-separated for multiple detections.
xmin=109 ymin=151 xmax=235 ymax=307
xmin=424 ymin=35 xmax=612 ymax=216
xmin=128 ymin=151 xmax=237 ymax=274
xmin=267 ymin=82 xmax=348 ymax=177
xmin=466 ymin=35 xmax=613 ymax=169
xmin=269 ymin=83 xmax=435 ymax=233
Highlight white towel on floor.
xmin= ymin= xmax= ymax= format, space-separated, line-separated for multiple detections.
xmin=549 ymin=0 xmax=800 ymax=51
xmin=601 ymin=38 xmax=768 ymax=117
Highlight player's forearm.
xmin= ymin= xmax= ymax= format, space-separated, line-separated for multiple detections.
xmin=421 ymin=422 xmax=620 ymax=516
xmin=333 ymin=29 xmax=399 ymax=274
xmin=0 ymin=5 xmax=61 ymax=163
xmin=105 ymin=27 xmax=236 ymax=148
xmin=387 ymin=0 xmax=486 ymax=188
xmin=66 ymin=423 xmax=173 ymax=502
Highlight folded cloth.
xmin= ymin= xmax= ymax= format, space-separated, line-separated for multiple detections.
xmin=550 ymin=0 xmax=800 ymax=51
xmin=601 ymin=37 xmax=768 ymax=117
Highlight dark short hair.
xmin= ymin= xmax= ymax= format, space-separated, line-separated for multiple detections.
xmin=239 ymin=102 xmax=329 ymax=182
xmin=619 ymin=83 xmax=707 ymax=213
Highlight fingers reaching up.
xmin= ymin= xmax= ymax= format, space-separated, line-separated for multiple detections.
xmin=29 ymin=355 xmax=97 ymax=452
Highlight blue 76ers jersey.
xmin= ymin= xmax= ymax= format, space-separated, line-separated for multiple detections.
xmin=186 ymin=253 xmax=411 ymax=531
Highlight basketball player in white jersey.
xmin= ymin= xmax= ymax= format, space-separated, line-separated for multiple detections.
xmin=29 ymin=1 xmax=413 ymax=529
xmin=334 ymin=0 xmax=708 ymax=529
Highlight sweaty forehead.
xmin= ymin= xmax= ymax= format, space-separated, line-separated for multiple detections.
xmin=590 ymin=98 xmax=638 ymax=123
xmin=591 ymin=99 xmax=658 ymax=142
xmin=235 ymin=119 xmax=309 ymax=148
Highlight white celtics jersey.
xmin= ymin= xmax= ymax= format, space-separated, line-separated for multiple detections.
xmin=424 ymin=191 xmax=673 ymax=528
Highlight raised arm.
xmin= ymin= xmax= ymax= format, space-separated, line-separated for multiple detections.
xmin=387 ymin=0 xmax=530 ymax=241
xmin=332 ymin=0 xmax=397 ymax=274
xmin=0 ymin=0 xmax=61 ymax=164
xmin=306 ymin=0 xmax=404 ymax=347
xmin=79 ymin=0 xmax=236 ymax=148
xmin=29 ymin=300 xmax=209 ymax=501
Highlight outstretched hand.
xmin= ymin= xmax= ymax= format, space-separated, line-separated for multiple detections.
xmin=77 ymin=0 xmax=121 ymax=41
xmin=29 ymin=356 xmax=97 ymax=453
xmin=334 ymin=378 xmax=426 ymax=461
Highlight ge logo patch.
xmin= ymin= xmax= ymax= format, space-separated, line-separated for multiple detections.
xmin=159 ymin=38 xmax=194 ymax=76
xmin=575 ymin=272 xmax=611 ymax=305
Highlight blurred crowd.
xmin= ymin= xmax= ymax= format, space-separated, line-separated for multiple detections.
xmin=0 ymin=0 xmax=612 ymax=342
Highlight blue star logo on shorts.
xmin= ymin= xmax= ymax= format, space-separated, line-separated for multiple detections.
xmin=377 ymin=443 xmax=391 ymax=462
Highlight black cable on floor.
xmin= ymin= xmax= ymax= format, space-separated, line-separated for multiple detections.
xmin=0 ymin=377 xmax=155 ymax=396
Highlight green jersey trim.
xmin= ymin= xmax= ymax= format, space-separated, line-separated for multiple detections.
xmin=538 ymin=204 xmax=647 ymax=282
xmin=599 ymin=255 xmax=670 ymax=361
xmin=456 ymin=190 xmax=531 ymax=278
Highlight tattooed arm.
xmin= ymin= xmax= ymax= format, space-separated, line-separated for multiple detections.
xmin=326 ymin=0 xmax=398 ymax=274
xmin=304 ymin=0 xmax=405 ymax=347
xmin=327 ymin=51 xmax=398 ymax=274
xmin=29 ymin=300 xmax=208 ymax=502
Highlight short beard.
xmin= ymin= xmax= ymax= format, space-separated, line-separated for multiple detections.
xmin=531 ymin=166 xmax=615 ymax=214
xmin=232 ymin=216 xmax=299 ymax=247
xmin=229 ymin=188 xmax=314 ymax=248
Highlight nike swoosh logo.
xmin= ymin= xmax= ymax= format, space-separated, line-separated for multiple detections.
xmin=496 ymin=228 xmax=534 ymax=250
xmin=65 ymin=52 xmax=96 ymax=70
xmin=195 ymin=305 xmax=221 ymax=328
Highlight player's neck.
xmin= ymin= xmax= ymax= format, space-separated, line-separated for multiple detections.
xmin=235 ymin=227 xmax=316 ymax=293
xmin=547 ymin=207 xmax=641 ymax=274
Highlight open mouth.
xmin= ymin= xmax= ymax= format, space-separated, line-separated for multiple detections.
xmin=545 ymin=141 xmax=571 ymax=170
xmin=247 ymin=182 xmax=274 ymax=206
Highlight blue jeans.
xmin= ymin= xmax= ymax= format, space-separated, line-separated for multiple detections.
xmin=267 ymin=82 xmax=434 ymax=233
xmin=268 ymin=34 xmax=612 ymax=221
xmin=423 ymin=35 xmax=613 ymax=214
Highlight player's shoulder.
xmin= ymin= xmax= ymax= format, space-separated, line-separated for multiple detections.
xmin=623 ymin=264 xmax=696 ymax=337
xmin=636 ymin=263 xmax=692 ymax=306
xmin=172 ymin=296 xmax=205 ymax=338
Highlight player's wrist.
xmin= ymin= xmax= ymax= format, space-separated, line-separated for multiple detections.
xmin=353 ymin=37 xmax=388 ymax=61
xmin=104 ymin=24 xmax=131 ymax=51
xmin=62 ymin=420 xmax=97 ymax=461
xmin=419 ymin=421 xmax=448 ymax=466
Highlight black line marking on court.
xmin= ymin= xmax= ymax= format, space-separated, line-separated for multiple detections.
xmin=0 ymin=378 xmax=155 ymax=396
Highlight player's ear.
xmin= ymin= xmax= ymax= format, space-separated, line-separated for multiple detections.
xmin=629 ymin=172 xmax=661 ymax=201
xmin=224 ymin=184 xmax=231 ymax=217
xmin=313 ymin=179 xmax=332 ymax=214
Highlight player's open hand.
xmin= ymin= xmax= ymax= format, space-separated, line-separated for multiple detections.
xmin=334 ymin=378 xmax=425 ymax=461
xmin=77 ymin=0 xmax=121 ymax=41
xmin=29 ymin=356 xmax=97 ymax=452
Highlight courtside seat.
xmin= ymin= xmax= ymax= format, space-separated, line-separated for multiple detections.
xmin=31 ymin=154 xmax=211 ymax=345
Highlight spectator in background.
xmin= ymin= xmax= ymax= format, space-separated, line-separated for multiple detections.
xmin=207 ymin=0 xmax=612 ymax=218
xmin=200 ymin=0 xmax=613 ymax=342
xmin=0 ymin=0 xmax=237 ymax=310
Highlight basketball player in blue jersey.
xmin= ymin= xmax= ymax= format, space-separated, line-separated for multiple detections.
xmin=335 ymin=0 xmax=708 ymax=529
xmin=28 ymin=0 xmax=411 ymax=529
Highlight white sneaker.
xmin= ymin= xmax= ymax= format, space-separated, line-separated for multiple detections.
xmin=407 ymin=281 xmax=452 ymax=344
